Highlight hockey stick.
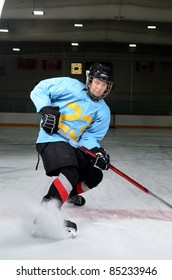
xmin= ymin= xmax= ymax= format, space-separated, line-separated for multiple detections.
xmin=58 ymin=128 xmax=172 ymax=209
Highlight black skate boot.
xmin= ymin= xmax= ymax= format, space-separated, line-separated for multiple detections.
xmin=67 ymin=195 xmax=86 ymax=206
xmin=64 ymin=220 xmax=77 ymax=238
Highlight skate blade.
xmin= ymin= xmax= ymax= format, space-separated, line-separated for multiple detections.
xmin=65 ymin=227 xmax=77 ymax=239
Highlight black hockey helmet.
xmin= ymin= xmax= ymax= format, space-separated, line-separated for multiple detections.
xmin=86 ymin=63 xmax=113 ymax=100
xmin=89 ymin=63 xmax=112 ymax=82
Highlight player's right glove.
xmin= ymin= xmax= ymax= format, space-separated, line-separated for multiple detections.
xmin=40 ymin=106 xmax=60 ymax=135
xmin=91 ymin=147 xmax=110 ymax=170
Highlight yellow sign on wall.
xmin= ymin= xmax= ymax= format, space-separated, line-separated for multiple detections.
xmin=71 ymin=63 xmax=82 ymax=74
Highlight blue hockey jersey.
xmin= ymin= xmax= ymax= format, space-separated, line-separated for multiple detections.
xmin=30 ymin=77 xmax=110 ymax=149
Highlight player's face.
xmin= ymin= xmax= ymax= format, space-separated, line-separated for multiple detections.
xmin=89 ymin=78 xmax=107 ymax=98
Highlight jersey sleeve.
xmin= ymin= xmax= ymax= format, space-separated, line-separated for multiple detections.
xmin=30 ymin=79 xmax=54 ymax=112
xmin=78 ymin=103 xmax=110 ymax=149
xmin=30 ymin=77 xmax=77 ymax=112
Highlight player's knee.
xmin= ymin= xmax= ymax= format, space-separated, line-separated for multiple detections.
xmin=84 ymin=167 xmax=103 ymax=189
xmin=60 ymin=166 xmax=79 ymax=188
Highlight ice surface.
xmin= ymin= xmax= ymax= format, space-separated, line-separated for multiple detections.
xmin=0 ymin=126 xmax=172 ymax=260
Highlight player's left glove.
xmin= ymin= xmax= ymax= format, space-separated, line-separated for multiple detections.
xmin=91 ymin=147 xmax=110 ymax=170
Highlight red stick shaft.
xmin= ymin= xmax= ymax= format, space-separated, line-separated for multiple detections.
xmin=81 ymin=145 xmax=148 ymax=193
xmin=109 ymin=164 xmax=149 ymax=193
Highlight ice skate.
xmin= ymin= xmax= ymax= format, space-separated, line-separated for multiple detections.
xmin=67 ymin=195 xmax=86 ymax=206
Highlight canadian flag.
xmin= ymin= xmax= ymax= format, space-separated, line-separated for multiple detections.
xmin=42 ymin=60 xmax=62 ymax=70
xmin=135 ymin=61 xmax=155 ymax=72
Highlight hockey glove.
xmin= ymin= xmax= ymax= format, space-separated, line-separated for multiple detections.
xmin=91 ymin=147 xmax=110 ymax=170
xmin=40 ymin=106 xmax=60 ymax=135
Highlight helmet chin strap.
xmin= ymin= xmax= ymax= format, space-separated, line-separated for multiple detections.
xmin=87 ymin=89 xmax=103 ymax=101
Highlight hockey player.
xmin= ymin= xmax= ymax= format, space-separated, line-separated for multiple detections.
xmin=30 ymin=63 xmax=113 ymax=232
